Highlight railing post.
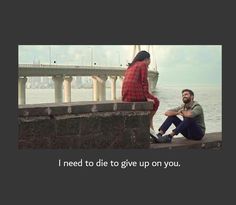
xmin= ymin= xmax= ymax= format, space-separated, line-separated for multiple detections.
xmin=96 ymin=75 xmax=108 ymax=101
xmin=18 ymin=77 xmax=27 ymax=105
xmin=52 ymin=75 xmax=64 ymax=103
xmin=64 ymin=76 xmax=73 ymax=103
xmin=110 ymin=76 xmax=117 ymax=100
xmin=92 ymin=76 xmax=99 ymax=101
xmin=119 ymin=76 xmax=124 ymax=88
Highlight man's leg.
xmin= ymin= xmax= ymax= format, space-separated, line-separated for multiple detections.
xmin=187 ymin=122 xmax=204 ymax=140
xmin=156 ymin=116 xmax=191 ymax=143
xmin=157 ymin=117 xmax=195 ymax=143
xmin=172 ymin=118 xmax=203 ymax=140
xmin=158 ymin=116 xmax=182 ymax=135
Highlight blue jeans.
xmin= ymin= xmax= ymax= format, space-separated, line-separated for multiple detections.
xmin=159 ymin=116 xmax=204 ymax=140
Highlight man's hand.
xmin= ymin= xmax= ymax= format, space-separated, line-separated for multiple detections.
xmin=165 ymin=109 xmax=185 ymax=116
xmin=181 ymin=110 xmax=193 ymax=118
xmin=177 ymin=110 xmax=183 ymax=116
xmin=165 ymin=110 xmax=179 ymax=116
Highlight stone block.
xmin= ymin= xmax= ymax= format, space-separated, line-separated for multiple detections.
xmin=134 ymin=102 xmax=153 ymax=111
xmin=50 ymin=135 xmax=76 ymax=149
xmin=18 ymin=118 xmax=36 ymax=139
xmin=71 ymin=104 xmax=95 ymax=114
xmin=18 ymin=107 xmax=47 ymax=117
xmin=96 ymin=103 xmax=115 ymax=112
xmin=49 ymin=106 xmax=70 ymax=116
xmin=116 ymin=103 xmax=133 ymax=111
xmin=55 ymin=116 xmax=80 ymax=136
xmin=124 ymin=112 xmax=149 ymax=129
xmin=32 ymin=118 xmax=56 ymax=138
xmin=79 ymin=115 xmax=101 ymax=135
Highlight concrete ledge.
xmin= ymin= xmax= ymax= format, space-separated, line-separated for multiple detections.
xmin=150 ymin=132 xmax=222 ymax=150
xmin=18 ymin=101 xmax=153 ymax=117
xmin=18 ymin=101 xmax=153 ymax=149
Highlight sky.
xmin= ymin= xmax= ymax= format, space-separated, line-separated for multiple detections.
xmin=18 ymin=45 xmax=222 ymax=86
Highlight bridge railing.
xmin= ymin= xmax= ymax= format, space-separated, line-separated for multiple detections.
xmin=18 ymin=64 xmax=159 ymax=105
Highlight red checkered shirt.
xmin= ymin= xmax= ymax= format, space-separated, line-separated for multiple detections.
xmin=122 ymin=61 xmax=159 ymax=111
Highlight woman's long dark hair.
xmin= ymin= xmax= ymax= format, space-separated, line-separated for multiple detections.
xmin=128 ymin=50 xmax=150 ymax=67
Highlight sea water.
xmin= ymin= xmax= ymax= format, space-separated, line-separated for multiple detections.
xmin=24 ymin=84 xmax=222 ymax=134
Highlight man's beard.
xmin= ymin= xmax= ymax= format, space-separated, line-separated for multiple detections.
xmin=183 ymin=98 xmax=191 ymax=104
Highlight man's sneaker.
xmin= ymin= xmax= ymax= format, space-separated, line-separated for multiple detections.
xmin=156 ymin=134 xmax=173 ymax=143
xmin=150 ymin=128 xmax=159 ymax=142
xmin=152 ymin=133 xmax=163 ymax=143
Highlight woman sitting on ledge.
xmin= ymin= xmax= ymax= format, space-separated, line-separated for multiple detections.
xmin=122 ymin=50 xmax=160 ymax=140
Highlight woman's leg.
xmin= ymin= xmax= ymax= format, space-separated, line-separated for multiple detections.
xmin=150 ymin=111 xmax=155 ymax=130
xmin=150 ymin=98 xmax=159 ymax=131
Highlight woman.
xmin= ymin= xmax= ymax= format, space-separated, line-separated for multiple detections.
xmin=122 ymin=50 xmax=160 ymax=141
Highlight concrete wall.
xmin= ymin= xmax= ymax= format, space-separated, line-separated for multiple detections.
xmin=18 ymin=101 xmax=153 ymax=149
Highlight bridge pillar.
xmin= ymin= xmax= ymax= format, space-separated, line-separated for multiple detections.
xmin=152 ymin=75 xmax=158 ymax=90
xmin=52 ymin=75 xmax=64 ymax=103
xmin=148 ymin=75 xmax=158 ymax=92
xmin=148 ymin=77 xmax=153 ymax=92
xmin=97 ymin=75 xmax=108 ymax=101
xmin=64 ymin=76 xmax=73 ymax=103
xmin=110 ymin=76 xmax=117 ymax=100
xmin=18 ymin=77 xmax=27 ymax=105
xmin=119 ymin=76 xmax=124 ymax=88
xmin=92 ymin=76 xmax=99 ymax=101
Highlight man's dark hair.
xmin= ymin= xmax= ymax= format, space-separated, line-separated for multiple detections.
xmin=128 ymin=50 xmax=150 ymax=67
xmin=182 ymin=89 xmax=194 ymax=96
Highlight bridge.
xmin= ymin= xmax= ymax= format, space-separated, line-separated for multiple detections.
xmin=18 ymin=45 xmax=159 ymax=105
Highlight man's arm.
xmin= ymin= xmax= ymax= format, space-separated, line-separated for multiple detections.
xmin=165 ymin=109 xmax=185 ymax=116
xmin=165 ymin=105 xmax=183 ymax=116
xmin=165 ymin=104 xmax=202 ymax=118
xmin=165 ymin=110 xmax=180 ymax=116
xmin=183 ymin=104 xmax=202 ymax=118
xmin=180 ymin=110 xmax=193 ymax=118
xmin=165 ymin=110 xmax=193 ymax=117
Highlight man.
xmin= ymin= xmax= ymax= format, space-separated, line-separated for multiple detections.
xmin=153 ymin=89 xmax=205 ymax=143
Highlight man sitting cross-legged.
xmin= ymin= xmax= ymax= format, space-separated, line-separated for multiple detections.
xmin=152 ymin=89 xmax=206 ymax=143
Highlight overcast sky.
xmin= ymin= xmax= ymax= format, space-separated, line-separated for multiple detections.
xmin=18 ymin=45 xmax=222 ymax=86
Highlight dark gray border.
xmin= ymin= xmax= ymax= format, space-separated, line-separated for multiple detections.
xmin=2 ymin=0 xmax=233 ymax=204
